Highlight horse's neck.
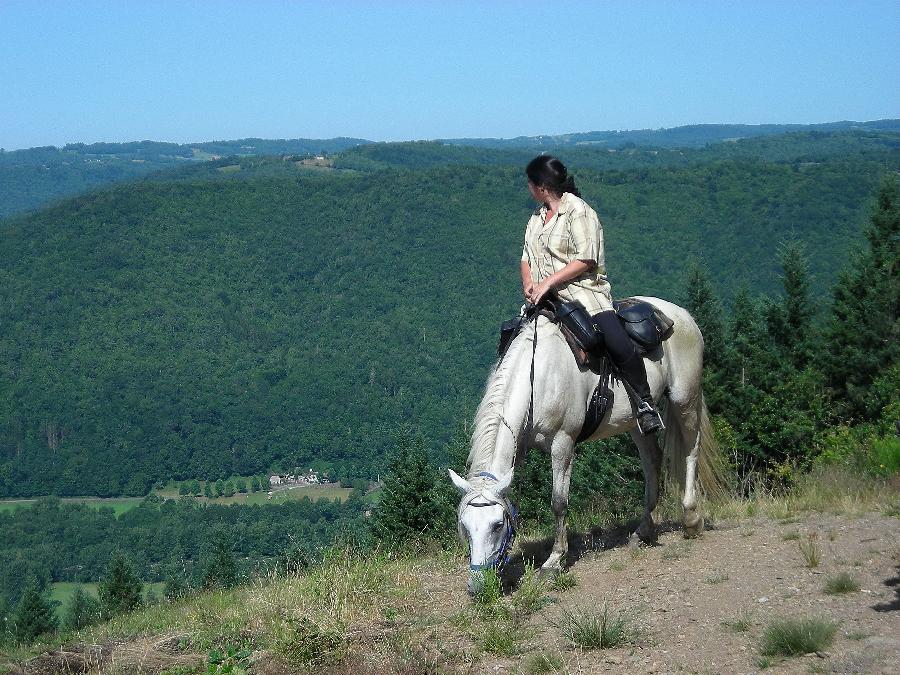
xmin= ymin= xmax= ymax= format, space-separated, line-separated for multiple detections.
xmin=469 ymin=316 xmax=586 ymax=478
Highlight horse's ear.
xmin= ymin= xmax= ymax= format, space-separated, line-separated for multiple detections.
xmin=494 ymin=468 xmax=514 ymax=497
xmin=448 ymin=468 xmax=471 ymax=495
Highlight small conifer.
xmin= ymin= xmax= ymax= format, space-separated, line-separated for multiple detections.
xmin=13 ymin=578 xmax=58 ymax=644
xmin=98 ymin=552 xmax=143 ymax=618
xmin=63 ymin=587 xmax=100 ymax=632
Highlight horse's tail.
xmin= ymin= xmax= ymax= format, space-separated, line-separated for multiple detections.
xmin=661 ymin=391 xmax=730 ymax=504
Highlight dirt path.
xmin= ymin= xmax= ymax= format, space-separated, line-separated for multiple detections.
xmin=508 ymin=511 xmax=900 ymax=674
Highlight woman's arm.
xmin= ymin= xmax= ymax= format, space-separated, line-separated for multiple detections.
xmin=520 ymin=260 xmax=534 ymax=300
xmin=528 ymin=259 xmax=595 ymax=305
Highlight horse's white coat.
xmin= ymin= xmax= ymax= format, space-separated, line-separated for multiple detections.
xmin=454 ymin=298 xmax=724 ymax=583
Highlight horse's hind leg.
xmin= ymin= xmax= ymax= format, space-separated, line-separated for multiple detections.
xmin=541 ymin=434 xmax=575 ymax=575
xmin=668 ymin=397 xmax=704 ymax=537
xmin=630 ymin=430 xmax=662 ymax=545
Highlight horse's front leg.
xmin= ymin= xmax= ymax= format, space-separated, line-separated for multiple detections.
xmin=630 ymin=430 xmax=662 ymax=545
xmin=540 ymin=434 xmax=575 ymax=575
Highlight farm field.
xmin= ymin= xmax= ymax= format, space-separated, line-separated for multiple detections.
xmin=0 ymin=483 xmax=352 ymax=514
xmin=50 ymin=582 xmax=165 ymax=617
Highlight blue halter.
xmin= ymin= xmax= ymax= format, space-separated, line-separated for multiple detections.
xmin=465 ymin=472 xmax=518 ymax=572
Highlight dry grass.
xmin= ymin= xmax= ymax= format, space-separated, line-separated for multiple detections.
xmin=6 ymin=465 xmax=896 ymax=673
xmin=707 ymin=465 xmax=898 ymax=522
xmin=798 ymin=533 xmax=822 ymax=568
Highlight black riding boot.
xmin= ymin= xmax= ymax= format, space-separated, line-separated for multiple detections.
xmin=593 ymin=311 xmax=663 ymax=434
xmin=617 ymin=350 xmax=664 ymax=434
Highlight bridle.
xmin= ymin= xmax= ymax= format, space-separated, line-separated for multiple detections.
xmin=461 ymin=471 xmax=518 ymax=572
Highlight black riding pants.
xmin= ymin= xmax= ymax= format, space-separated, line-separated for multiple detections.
xmin=592 ymin=310 xmax=653 ymax=402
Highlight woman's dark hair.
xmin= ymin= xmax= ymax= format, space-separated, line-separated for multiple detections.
xmin=525 ymin=155 xmax=580 ymax=198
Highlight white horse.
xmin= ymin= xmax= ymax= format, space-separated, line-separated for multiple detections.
xmin=449 ymin=297 xmax=726 ymax=591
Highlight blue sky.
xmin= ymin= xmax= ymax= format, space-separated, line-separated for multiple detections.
xmin=1 ymin=0 xmax=898 ymax=150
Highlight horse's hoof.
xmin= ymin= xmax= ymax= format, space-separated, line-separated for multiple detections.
xmin=635 ymin=522 xmax=657 ymax=545
xmin=683 ymin=514 xmax=704 ymax=538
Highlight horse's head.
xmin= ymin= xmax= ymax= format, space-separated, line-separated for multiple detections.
xmin=448 ymin=468 xmax=517 ymax=595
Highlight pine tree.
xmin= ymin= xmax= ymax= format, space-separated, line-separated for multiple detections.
xmin=822 ymin=178 xmax=900 ymax=421
xmin=683 ymin=261 xmax=729 ymax=412
xmin=767 ymin=240 xmax=815 ymax=369
xmin=13 ymin=578 xmax=57 ymax=644
xmin=202 ymin=535 xmax=239 ymax=590
xmin=98 ymin=552 xmax=143 ymax=618
xmin=63 ymin=587 xmax=99 ymax=632
xmin=370 ymin=428 xmax=451 ymax=546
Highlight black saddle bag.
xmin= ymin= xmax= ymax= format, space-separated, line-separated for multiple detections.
xmin=613 ymin=298 xmax=675 ymax=351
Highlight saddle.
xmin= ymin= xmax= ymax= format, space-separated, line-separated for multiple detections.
xmin=496 ymin=297 xmax=675 ymax=443
xmin=497 ymin=297 xmax=675 ymax=365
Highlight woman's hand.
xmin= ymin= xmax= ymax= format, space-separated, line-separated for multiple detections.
xmin=520 ymin=261 xmax=534 ymax=302
xmin=529 ymin=279 xmax=555 ymax=305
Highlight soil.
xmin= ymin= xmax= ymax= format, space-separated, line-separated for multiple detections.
xmin=10 ymin=511 xmax=899 ymax=674
xmin=497 ymin=511 xmax=900 ymax=674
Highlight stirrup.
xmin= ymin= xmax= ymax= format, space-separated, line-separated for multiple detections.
xmin=636 ymin=401 xmax=664 ymax=435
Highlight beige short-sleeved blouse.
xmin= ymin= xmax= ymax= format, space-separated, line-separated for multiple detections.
xmin=521 ymin=191 xmax=613 ymax=314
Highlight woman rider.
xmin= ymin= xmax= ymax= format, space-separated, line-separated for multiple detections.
xmin=520 ymin=155 xmax=663 ymax=434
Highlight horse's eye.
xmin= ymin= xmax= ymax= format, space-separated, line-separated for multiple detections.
xmin=491 ymin=522 xmax=504 ymax=532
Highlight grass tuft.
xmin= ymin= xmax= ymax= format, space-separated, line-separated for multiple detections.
xmin=705 ymin=571 xmax=729 ymax=584
xmin=760 ymin=616 xmax=837 ymax=657
xmin=549 ymin=570 xmax=577 ymax=592
xmin=556 ymin=602 xmax=641 ymax=649
xmin=722 ymin=610 xmax=753 ymax=633
xmin=526 ymin=650 xmax=563 ymax=674
xmin=471 ymin=568 xmax=503 ymax=606
xmin=514 ymin=565 xmax=551 ymax=616
xmin=824 ymin=572 xmax=860 ymax=595
xmin=798 ymin=533 xmax=821 ymax=568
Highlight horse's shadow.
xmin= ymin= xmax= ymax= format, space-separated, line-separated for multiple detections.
xmin=500 ymin=518 xmax=687 ymax=591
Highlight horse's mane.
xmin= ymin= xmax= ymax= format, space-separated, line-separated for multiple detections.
xmin=467 ymin=324 xmax=534 ymax=474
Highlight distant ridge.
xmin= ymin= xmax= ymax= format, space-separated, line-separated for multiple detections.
xmin=439 ymin=119 xmax=900 ymax=150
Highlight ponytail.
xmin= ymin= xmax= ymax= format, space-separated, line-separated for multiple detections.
xmin=526 ymin=155 xmax=580 ymax=198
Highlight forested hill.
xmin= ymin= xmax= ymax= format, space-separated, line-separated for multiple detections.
xmin=438 ymin=119 xmax=900 ymax=149
xmin=1 ymin=132 xmax=898 ymax=497
xmin=3 ymin=121 xmax=897 ymax=218
xmin=0 ymin=137 xmax=370 ymax=218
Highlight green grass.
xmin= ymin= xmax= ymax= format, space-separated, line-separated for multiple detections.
xmin=50 ymin=581 xmax=165 ymax=617
xmin=526 ymin=651 xmax=563 ymax=674
xmin=556 ymin=603 xmax=642 ymax=649
xmin=824 ymin=572 xmax=860 ymax=595
xmin=549 ymin=570 xmax=577 ymax=592
xmin=760 ymin=617 xmax=837 ymax=657
xmin=0 ymin=484 xmax=352 ymax=515
xmin=0 ymin=497 xmax=144 ymax=515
